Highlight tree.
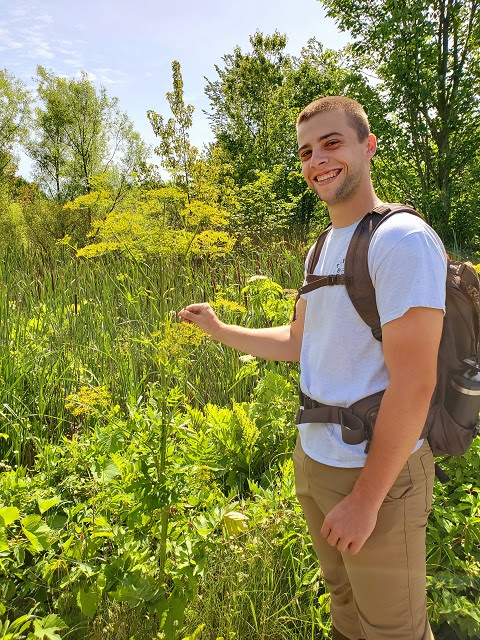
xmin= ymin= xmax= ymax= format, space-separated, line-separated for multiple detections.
xmin=204 ymin=31 xmax=289 ymax=185
xmin=28 ymin=67 xmax=149 ymax=207
xmin=147 ymin=61 xmax=198 ymax=201
xmin=318 ymin=0 xmax=480 ymax=244
xmin=0 ymin=69 xmax=30 ymax=181
xmin=205 ymin=34 xmax=376 ymax=233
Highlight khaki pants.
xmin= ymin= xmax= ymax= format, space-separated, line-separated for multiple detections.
xmin=294 ymin=438 xmax=435 ymax=640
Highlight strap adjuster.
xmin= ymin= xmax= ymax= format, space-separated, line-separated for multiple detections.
xmin=371 ymin=325 xmax=383 ymax=341
xmin=327 ymin=275 xmax=337 ymax=285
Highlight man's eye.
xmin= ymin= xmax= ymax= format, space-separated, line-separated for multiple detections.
xmin=300 ymin=150 xmax=311 ymax=158
xmin=326 ymin=140 xmax=340 ymax=147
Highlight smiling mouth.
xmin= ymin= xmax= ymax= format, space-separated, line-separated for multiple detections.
xmin=314 ymin=169 xmax=342 ymax=183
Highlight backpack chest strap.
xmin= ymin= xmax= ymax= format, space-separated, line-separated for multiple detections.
xmin=298 ymin=273 xmax=349 ymax=296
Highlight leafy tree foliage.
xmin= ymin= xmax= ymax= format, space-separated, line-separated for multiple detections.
xmin=319 ymin=0 xmax=480 ymax=243
xmin=0 ymin=69 xmax=30 ymax=181
xmin=147 ymin=61 xmax=198 ymax=200
xmin=204 ymin=33 xmax=377 ymax=234
xmin=28 ymin=67 xmax=148 ymax=206
xmin=204 ymin=31 xmax=289 ymax=185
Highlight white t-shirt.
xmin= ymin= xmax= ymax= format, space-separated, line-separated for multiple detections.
xmin=298 ymin=212 xmax=447 ymax=468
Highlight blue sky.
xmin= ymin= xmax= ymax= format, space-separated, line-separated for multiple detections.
xmin=1 ymin=0 xmax=350 ymax=178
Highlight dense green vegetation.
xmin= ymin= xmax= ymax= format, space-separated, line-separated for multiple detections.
xmin=0 ymin=248 xmax=478 ymax=639
xmin=1 ymin=0 xmax=480 ymax=637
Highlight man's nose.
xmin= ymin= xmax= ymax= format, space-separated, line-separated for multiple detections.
xmin=310 ymin=147 xmax=327 ymax=166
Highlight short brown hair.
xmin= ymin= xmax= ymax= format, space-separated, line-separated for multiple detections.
xmin=297 ymin=96 xmax=370 ymax=142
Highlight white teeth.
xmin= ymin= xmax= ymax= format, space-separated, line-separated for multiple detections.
xmin=316 ymin=170 xmax=340 ymax=182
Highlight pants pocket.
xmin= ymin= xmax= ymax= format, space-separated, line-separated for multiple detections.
xmin=419 ymin=449 xmax=435 ymax=514
xmin=386 ymin=460 xmax=414 ymax=500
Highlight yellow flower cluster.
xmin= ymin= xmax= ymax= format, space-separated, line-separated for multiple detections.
xmin=210 ymin=295 xmax=246 ymax=313
xmin=65 ymin=385 xmax=111 ymax=416
xmin=152 ymin=321 xmax=205 ymax=358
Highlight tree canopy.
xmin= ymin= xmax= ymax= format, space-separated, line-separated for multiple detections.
xmin=319 ymin=0 xmax=480 ymax=243
xmin=1 ymin=14 xmax=480 ymax=252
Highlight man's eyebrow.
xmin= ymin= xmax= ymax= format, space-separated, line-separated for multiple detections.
xmin=297 ymin=131 xmax=345 ymax=153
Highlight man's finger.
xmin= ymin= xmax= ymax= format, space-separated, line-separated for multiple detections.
xmin=348 ymin=539 xmax=364 ymax=556
xmin=181 ymin=304 xmax=204 ymax=315
xmin=336 ymin=539 xmax=350 ymax=553
xmin=326 ymin=531 xmax=341 ymax=547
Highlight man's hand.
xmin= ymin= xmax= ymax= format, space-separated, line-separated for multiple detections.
xmin=178 ymin=303 xmax=223 ymax=338
xmin=320 ymin=493 xmax=379 ymax=555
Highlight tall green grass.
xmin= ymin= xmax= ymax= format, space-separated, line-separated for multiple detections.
xmin=0 ymin=243 xmax=304 ymax=465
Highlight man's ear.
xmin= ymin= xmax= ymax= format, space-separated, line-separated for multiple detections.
xmin=366 ymin=133 xmax=377 ymax=160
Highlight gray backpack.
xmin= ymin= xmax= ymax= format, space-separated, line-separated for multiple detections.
xmin=295 ymin=203 xmax=480 ymax=473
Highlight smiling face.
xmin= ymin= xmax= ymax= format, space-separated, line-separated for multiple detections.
xmin=297 ymin=109 xmax=376 ymax=207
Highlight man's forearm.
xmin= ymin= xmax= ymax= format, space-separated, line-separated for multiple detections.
xmin=350 ymin=376 xmax=435 ymax=509
xmin=211 ymin=322 xmax=301 ymax=362
xmin=179 ymin=298 xmax=306 ymax=362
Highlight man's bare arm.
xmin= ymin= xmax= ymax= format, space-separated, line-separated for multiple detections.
xmin=178 ymin=298 xmax=306 ymax=362
xmin=320 ymin=305 xmax=443 ymax=554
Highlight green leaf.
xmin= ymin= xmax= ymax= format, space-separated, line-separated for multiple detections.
xmin=222 ymin=511 xmax=248 ymax=537
xmin=91 ymin=459 xmax=120 ymax=483
xmin=0 ymin=506 xmax=20 ymax=527
xmin=37 ymin=497 xmax=60 ymax=515
xmin=77 ymin=587 xmax=99 ymax=618
xmin=21 ymin=515 xmax=51 ymax=552
xmin=32 ymin=614 xmax=66 ymax=640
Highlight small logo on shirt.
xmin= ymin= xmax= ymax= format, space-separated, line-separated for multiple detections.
xmin=336 ymin=259 xmax=345 ymax=275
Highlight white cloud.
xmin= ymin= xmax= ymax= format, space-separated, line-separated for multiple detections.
xmin=64 ymin=58 xmax=83 ymax=67
xmin=94 ymin=68 xmax=128 ymax=84
xmin=36 ymin=13 xmax=54 ymax=24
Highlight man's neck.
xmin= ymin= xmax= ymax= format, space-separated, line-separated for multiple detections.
xmin=328 ymin=189 xmax=382 ymax=229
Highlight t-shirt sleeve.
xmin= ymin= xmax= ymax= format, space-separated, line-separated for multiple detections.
xmin=369 ymin=228 xmax=447 ymax=327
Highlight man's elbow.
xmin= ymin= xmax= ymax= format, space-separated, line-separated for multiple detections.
xmin=389 ymin=369 xmax=438 ymax=406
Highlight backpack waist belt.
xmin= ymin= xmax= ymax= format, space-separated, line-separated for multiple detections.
xmin=296 ymin=389 xmax=429 ymax=449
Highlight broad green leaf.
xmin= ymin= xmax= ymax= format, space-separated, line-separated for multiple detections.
xmin=33 ymin=614 xmax=66 ymax=640
xmin=21 ymin=515 xmax=51 ymax=552
xmin=32 ymin=622 xmax=62 ymax=640
xmin=0 ymin=506 xmax=20 ymax=527
xmin=91 ymin=459 xmax=120 ymax=483
xmin=77 ymin=587 xmax=99 ymax=618
xmin=37 ymin=497 xmax=60 ymax=515
xmin=222 ymin=511 xmax=248 ymax=537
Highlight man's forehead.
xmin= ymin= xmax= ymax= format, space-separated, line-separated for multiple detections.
xmin=297 ymin=109 xmax=350 ymax=139
xmin=296 ymin=112 xmax=353 ymax=152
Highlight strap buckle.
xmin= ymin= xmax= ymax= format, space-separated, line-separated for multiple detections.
xmin=327 ymin=275 xmax=337 ymax=285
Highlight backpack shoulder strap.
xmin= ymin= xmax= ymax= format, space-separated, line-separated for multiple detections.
xmin=344 ymin=203 xmax=423 ymax=341
xmin=307 ymin=225 xmax=332 ymax=275
xmin=292 ymin=225 xmax=332 ymax=321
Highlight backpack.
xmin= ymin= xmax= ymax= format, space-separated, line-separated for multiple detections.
xmin=295 ymin=203 xmax=480 ymax=469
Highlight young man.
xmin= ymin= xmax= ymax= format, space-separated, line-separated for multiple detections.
xmin=179 ymin=97 xmax=447 ymax=640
